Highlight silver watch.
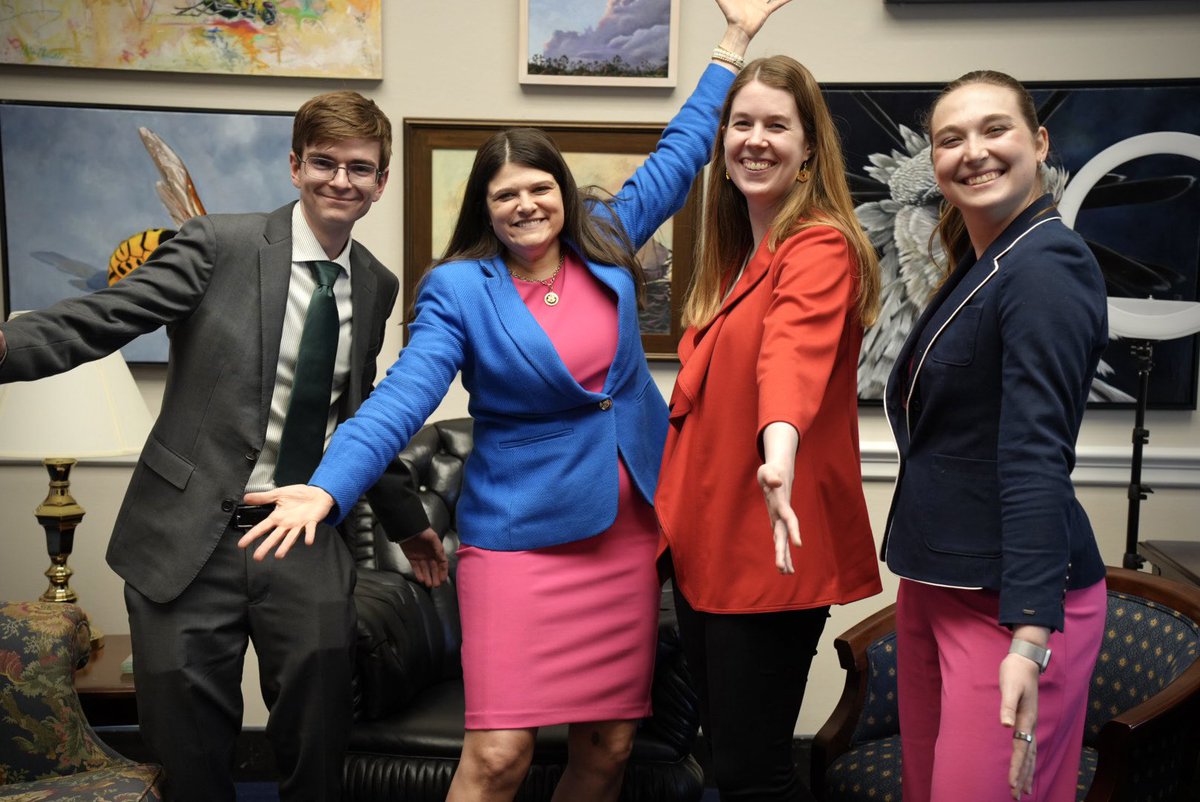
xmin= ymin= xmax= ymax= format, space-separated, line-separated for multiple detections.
xmin=1009 ymin=638 xmax=1051 ymax=673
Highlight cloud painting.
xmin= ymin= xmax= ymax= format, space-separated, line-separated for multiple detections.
xmin=521 ymin=0 xmax=678 ymax=86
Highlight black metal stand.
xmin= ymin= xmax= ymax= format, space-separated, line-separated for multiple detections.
xmin=1122 ymin=340 xmax=1154 ymax=570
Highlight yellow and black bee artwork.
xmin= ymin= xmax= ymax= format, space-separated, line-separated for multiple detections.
xmin=175 ymin=1 xmax=278 ymax=26
xmin=34 ymin=127 xmax=208 ymax=291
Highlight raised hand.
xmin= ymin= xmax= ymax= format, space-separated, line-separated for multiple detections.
xmin=716 ymin=0 xmax=796 ymax=52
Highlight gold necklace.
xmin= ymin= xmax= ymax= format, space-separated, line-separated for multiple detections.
xmin=509 ymin=252 xmax=565 ymax=307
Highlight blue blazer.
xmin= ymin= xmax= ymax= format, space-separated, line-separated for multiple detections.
xmin=880 ymin=195 xmax=1108 ymax=631
xmin=312 ymin=64 xmax=735 ymax=550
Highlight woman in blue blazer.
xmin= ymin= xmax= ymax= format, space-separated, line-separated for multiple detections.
xmin=881 ymin=71 xmax=1108 ymax=802
xmin=240 ymin=3 xmax=793 ymax=800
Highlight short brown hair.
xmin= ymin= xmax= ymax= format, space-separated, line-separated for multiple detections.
xmin=292 ymin=90 xmax=393 ymax=170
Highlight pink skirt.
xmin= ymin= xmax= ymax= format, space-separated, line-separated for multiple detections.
xmin=456 ymin=470 xmax=660 ymax=730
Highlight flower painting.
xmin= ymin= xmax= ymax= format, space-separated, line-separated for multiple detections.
xmin=519 ymin=0 xmax=679 ymax=87
xmin=0 ymin=0 xmax=381 ymax=78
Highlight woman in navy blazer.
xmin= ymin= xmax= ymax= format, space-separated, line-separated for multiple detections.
xmin=881 ymin=71 xmax=1108 ymax=802
xmin=240 ymin=3 xmax=793 ymax=800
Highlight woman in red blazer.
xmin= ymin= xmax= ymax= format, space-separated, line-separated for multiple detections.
xmin=655 ymin=55 xmax=883 ymax=801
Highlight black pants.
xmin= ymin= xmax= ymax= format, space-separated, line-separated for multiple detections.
xmin=125 ymin=522 xmax=356 ymax=802
xmin=673 ymin=584 xmax=828 ymax=802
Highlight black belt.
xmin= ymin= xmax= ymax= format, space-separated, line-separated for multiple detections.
xmin=232 ymin=504 xmax=275 ymax=530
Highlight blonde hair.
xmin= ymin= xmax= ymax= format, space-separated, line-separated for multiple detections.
xmin=683 ymin=56 xmax=880 ymax=329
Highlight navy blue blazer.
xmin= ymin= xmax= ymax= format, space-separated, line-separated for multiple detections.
xmin=881 ymin=195 xmax=1107 ymax=631
xmin=311 ymin=64 xmax=735 ymax=551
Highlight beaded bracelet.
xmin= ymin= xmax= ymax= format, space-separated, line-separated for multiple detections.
xmin=711 ymin=46 xmax=745 ymax=71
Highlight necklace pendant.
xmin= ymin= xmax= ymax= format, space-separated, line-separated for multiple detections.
xmin=543 ymin=290 xmax=560 ymax=307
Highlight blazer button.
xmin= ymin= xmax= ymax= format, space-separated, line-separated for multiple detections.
xmin=245 ymin=450 xmax=260 ymax=462
xmin=598 ymin=398 xmax=613 ymax=411
xmin=221 ymin=499 xmax=235 ymax=512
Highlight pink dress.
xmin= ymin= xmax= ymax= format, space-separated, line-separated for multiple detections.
xmin=455 ymin=253 xmax=661 ymax=729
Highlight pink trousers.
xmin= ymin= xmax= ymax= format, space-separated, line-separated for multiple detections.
xmin=896 ymin=578 xmax=1106 ymax=802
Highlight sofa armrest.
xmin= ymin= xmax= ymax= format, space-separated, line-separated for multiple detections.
xmin=353 ymin=567 xmax=461 ymax=721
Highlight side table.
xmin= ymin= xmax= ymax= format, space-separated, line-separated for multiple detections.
xmin=1139 ymin=540 xmax=1200 ymax=589
xmin=75 ymin=633 xmax=138 ymax=727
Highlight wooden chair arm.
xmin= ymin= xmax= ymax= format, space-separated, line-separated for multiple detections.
xmin=810 ymin=603 xmax=897 ymax=797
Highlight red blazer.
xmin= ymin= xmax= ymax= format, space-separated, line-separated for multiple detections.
xmin=656 ymin=225 xmax=882 ymax=613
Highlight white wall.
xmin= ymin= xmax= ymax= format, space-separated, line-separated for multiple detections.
xmin=2 ymin=0 xmax=1199 ymax=736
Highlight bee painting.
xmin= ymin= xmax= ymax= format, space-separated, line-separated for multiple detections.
xmin=33 ymin=128 xmax=208 ymax=291
xmin=176 ymin=1 xmax=278 ymax=25
xmin=1 ymin=101 xmax=296 ymax=362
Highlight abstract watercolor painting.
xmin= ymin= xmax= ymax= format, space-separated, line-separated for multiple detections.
xmin=0 ymin=0 xmax=381 ymax=78
xmin=519 ymin=0 xmax=679 ymax=87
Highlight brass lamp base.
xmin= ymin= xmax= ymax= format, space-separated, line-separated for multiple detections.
xmin=36 ymin=457 xmax=104 ymax=649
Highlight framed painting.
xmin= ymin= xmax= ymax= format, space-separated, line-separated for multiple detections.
xmin=402 ymin=118 xmax=700 ymax=359
xmin=827 ymin=79 xmax=1200 ymax=408
xmin=519 ymin=0 xmax=680 ymax=87
xmin=0 ymin=1 xmax=382 ymax=78
xmin=0 ymin=101 xmax=297 ymax=363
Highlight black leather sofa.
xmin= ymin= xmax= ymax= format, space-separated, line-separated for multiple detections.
xmin=341 ymin=417 xmax=705 ymax=801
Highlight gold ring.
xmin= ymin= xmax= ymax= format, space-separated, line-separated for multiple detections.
xmin=1012 ymin=730 xmax=1034 ymax=743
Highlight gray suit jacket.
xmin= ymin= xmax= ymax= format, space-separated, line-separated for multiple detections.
xmin=1 ymin=203 xmax=427 ymax=602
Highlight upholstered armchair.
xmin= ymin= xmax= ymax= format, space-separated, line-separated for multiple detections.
xmin=341 ymin=417 xmax=706 ymax=802
xmin=810 ymin=568 xmax=1200 ymax=802
xmin=0 ymin=600 xmax=164 ymax=801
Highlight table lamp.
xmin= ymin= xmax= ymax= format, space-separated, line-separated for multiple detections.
xmin=0 ymin=328 xmax=154 ymax=648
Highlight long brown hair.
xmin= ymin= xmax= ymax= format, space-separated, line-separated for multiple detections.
xmin=434 ymin=127 xmax=643 ymax=301
xmin=683 ymin=56 xmax=880 ymax=329
xmin=924 ymin=70 xmax=1043 ymax=267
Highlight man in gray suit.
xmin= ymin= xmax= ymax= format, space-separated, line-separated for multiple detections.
xmin=0 ymin=91 xmax=447 ymax=802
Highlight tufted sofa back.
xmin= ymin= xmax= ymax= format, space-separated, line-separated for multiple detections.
xmin=344 ymin=418 xmax=473 ymax=721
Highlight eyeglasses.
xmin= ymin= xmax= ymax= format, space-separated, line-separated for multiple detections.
xmin=300 ymin=156 xmax=383 ymax=187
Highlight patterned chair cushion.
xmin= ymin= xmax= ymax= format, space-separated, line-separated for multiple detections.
xmin=851 ymin=632 xmax=900 ymax=746
xmin=0 ymin=601 xmax=163 ymax=800
xmin=0 ymin=762 xmax=164 ymax=801
xmin=826 ymin=733 xmax=902 ymax=802
xmin=1083 ymin=591 xmax=1200 ymax=744
xmin=825 ymin=737 xmax=1100 ymax=802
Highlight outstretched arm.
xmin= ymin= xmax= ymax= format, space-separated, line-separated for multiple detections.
xmin=758 ymin=421 xmax=801 ymax=574
xmin=237 ymin=484 xmax=335 ymax=561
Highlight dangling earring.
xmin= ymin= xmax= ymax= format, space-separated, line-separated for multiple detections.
xmin=796 ymin=161 xmax=811 ymax=183
xmin=725 ymin=168 xmax=731 ymax=180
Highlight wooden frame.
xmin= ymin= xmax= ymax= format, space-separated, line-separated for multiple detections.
xmin=518 ymin=0 xmax=680 ymax=87
xmin=402 ymin=118 xmax=701 ymax=360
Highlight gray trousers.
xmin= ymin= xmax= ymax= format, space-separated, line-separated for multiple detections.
xmin=125 ymin=522 xmax=356 ymax=802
